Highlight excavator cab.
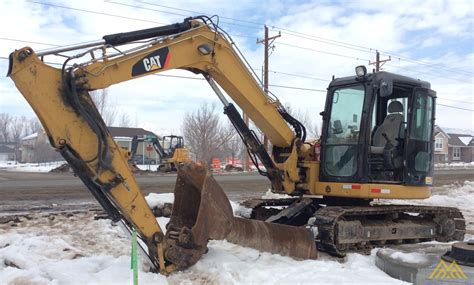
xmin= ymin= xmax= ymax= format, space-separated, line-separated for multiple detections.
xmin=161 ymin=135 xmax=184 ymax=156
xmin=320 ymin=67 xmax=436 ymax=186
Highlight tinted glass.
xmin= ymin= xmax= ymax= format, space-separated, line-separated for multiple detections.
xmin=324 ymin=85 xmax=365 ymax=177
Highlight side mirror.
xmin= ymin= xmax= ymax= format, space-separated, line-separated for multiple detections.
xmin=333 ymin=120 xmax=343 ymax=134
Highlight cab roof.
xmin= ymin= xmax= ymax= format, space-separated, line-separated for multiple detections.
xmin=329 ymin=71 xmax=431 ymax=89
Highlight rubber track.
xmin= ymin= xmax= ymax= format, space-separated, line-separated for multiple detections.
xmin=314 ymin=205 xmax=466 ymax=257
xmin=242 ymin=199 xmax=465 ymax=257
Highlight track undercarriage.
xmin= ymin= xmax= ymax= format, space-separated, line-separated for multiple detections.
xmin=242 ymin=197 xmax=465 ymax=257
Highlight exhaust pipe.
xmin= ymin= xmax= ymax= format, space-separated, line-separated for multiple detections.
xmin=164 ymin=163 xmax=317 ymax=270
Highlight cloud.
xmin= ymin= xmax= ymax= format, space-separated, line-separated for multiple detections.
xmin=0 ymin=0 xmax=472 ymax=135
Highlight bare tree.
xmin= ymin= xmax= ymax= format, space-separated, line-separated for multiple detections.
xmin=10 ymin=116 xmax=26 ymax=143
xmin=0 ymin=113 xmax=12 ymax=142
xmin=182 ymin=103 xmax=234 ymax=164
xmin=223 ymin=122 xmax=243 ymax=165
xmin=27 ymin=117 xmax=42 ymax=135
xmin=90 ymin=89 xmax=117 ymax=126
xmin=117 ymin=112 xmax=132 ymax=127
xmin=286 ymin=106 xmax=320 ymax=139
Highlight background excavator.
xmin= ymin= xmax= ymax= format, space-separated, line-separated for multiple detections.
xmin=130 ymin=134 xmax=190 ymax=172
xmin=7 ymin=16 xmax=465 ymax=275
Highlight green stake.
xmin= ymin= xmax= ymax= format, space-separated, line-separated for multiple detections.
xmin=131 ymin=228 xmax=138 ymax=285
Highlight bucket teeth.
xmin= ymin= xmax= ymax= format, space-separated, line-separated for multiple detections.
xmin=164 ymin=163 xmax=317 ymax=270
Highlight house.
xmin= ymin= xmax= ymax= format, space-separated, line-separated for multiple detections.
xmin=19 ymin=132 xmax=38 ymax=163
xmin=19 ymin=131 xmax=62 ymax=163
xmin=0 ymin=144 xmax=15 ymax=161
xmin=17 ymin=127 xmax=160 ymax=163
xmin=434 ymin=126 xmax=449 ymax=163
xmin=108 ymin=127 xmax=159 ymax=163
xmin=447 ymin=133 xmax=474 ymax=163
xmin=433 ymin=126 xmax=473 ymax=163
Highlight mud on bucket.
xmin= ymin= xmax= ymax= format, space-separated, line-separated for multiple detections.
xmin=164 ymin=163 xmax=234 ymax=269
xmin=164 ymin=163 xmax=318 ymax=271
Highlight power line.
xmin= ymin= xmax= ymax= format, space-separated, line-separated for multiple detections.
xmin=380 ymin=52 xmax=473 ymax=77
xmin=277 ymin=42 xmax=371 ymax=62
xmin=106 ymin=1 xmax=262 ymax=31
xmin=27 ymin=0 xmax=474 ymax=81
xmin=260 ymin=69 xmax=330 ymax=82
xmin=1 ymin=56 xmax=471 ymax=111
xmin=437 ymin=97 xmax=473 ymax=104
xmin=28 ymin=1 xmax=167 ymax=25
xmin=0 ymin=38 xmax=328 ymax=82
xmin=127 ymin=0 xmax=473 ymax=77
xmin=0 ymin=37 xmax=59 ymax=47
xmin=269 ymin=84 xmax=326 ymax=92
xmin=138 ymin=1 xmax=263 ymax=27
xmin=384 ymin=63 xmax=472 ymax=84
xmin=437 ymin=104 xmax=474 ymax=111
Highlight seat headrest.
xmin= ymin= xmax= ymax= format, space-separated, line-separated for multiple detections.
xmin=388 ymin=101 xmax=403 ymax=113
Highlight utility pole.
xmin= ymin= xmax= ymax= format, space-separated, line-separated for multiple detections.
xmin=369 ymin=50 xmax=391 ymax=72
xmin=257 ymin=25 xmax=281 ymax=151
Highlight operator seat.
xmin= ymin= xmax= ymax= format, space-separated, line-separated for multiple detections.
xmin=370 ymin=101 xmax=404 ymax=154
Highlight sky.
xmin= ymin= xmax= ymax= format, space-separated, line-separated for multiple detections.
xmin=0 ymin=0 xmax=473 ymax=136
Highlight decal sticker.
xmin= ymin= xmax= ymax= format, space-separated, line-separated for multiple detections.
xmin=132 ymin=47 xmax=171 ymax=76
xmin=425 ymin=176 xmax=433 ymax=185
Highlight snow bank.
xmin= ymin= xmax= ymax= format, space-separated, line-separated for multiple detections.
xmin=0 ymin=215 xmax=406 ymax=285
xmin=0 ymin=161 xmax=66 ymax=172
xmin=144 ymin=193 xmax=174 ymax=209
xmin=145 ymin=192 xmax=252 ymax=218
xmin=261 ymin=189 xmax=292 ymax=199
xmin=15 ymin=191 xmax=473 ymax=284
xmin=135 ymin=164 xmax=159 ymax=171
xmin=170 ymin=244 xmax=406 ymax=284
xmin=435 ymin=161 xmax=474 ymax=169
xmin=388 ymin=181 xmax=474 ymax=212
xmin=383 ymin=249 xmax=430 ymax=264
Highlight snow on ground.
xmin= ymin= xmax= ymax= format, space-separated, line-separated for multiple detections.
xmin=384 ymin=181 xmax=474 ymax=232
xmin=0 ymin=161 xmax=65 ymax=173
xmin=1 ymin=193 xmax=410 ymax=285
xmin=0 ymin=212 xmax=407 ymax=285
xmin=3 ymin=181 xmax=474 ymax=285
xmin=435 ymin=161 xmax=474 ymax=169
xmin=136 ymin=164 xmax=159 ymax=172
xmin=380 ymin=249 xmax=431 ymax=264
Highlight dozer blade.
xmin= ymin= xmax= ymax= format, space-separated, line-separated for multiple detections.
xmin=164 ymin=163 xmax=317 ymax=270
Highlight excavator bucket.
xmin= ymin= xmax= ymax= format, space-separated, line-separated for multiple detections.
xmin=164 ymin=163 xmax=317 ymax=270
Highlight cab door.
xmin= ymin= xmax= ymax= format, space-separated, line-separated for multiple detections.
xmin=404 ymin=88 xmax=436 ymax=185
xmin=320 ymin=84 xmax=367 ymax=182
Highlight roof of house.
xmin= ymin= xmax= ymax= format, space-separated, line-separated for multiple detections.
xmin=0 ymin=145 xmax=14 ymax=153
xmin=21 ymin=132 xmax=38 ymax=141
xmin=434 ymin=125 xmax=449 ymax=138
xmin=108 ymin=127 xmax=156 ymax=138
xmin=447 ymin=133 xmax=474 ymax=147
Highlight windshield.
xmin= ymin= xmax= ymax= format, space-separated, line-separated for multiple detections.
xmin=324 ymin=85 xmax=365 ymax=177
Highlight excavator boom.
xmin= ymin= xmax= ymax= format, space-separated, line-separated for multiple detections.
xmin=7 ymin=16 xmax=464 ymax=275
xmin=7 ymin=17 xmax=316 ymax=274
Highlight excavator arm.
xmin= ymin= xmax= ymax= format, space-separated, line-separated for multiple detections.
xmin=7 ymin=17 xmax=317 ymax=274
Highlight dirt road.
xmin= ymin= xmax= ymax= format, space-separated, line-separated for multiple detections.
xmin=0 ymin=169 xmax=472 ymax=214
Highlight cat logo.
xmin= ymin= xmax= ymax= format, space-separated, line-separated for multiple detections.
xmin=132 ymin=47 xmax=170 ymax=76
xmin=142 ymin=55 xmax=162 ymax=71
xmin=429 ymin=260 xmax=467 ymax=280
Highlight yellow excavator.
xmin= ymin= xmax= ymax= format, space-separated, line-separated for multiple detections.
xmin=8 ymin=16 xmax=464 ymax=275
xmin=130 ymin=134 xmax=190 ymax=172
